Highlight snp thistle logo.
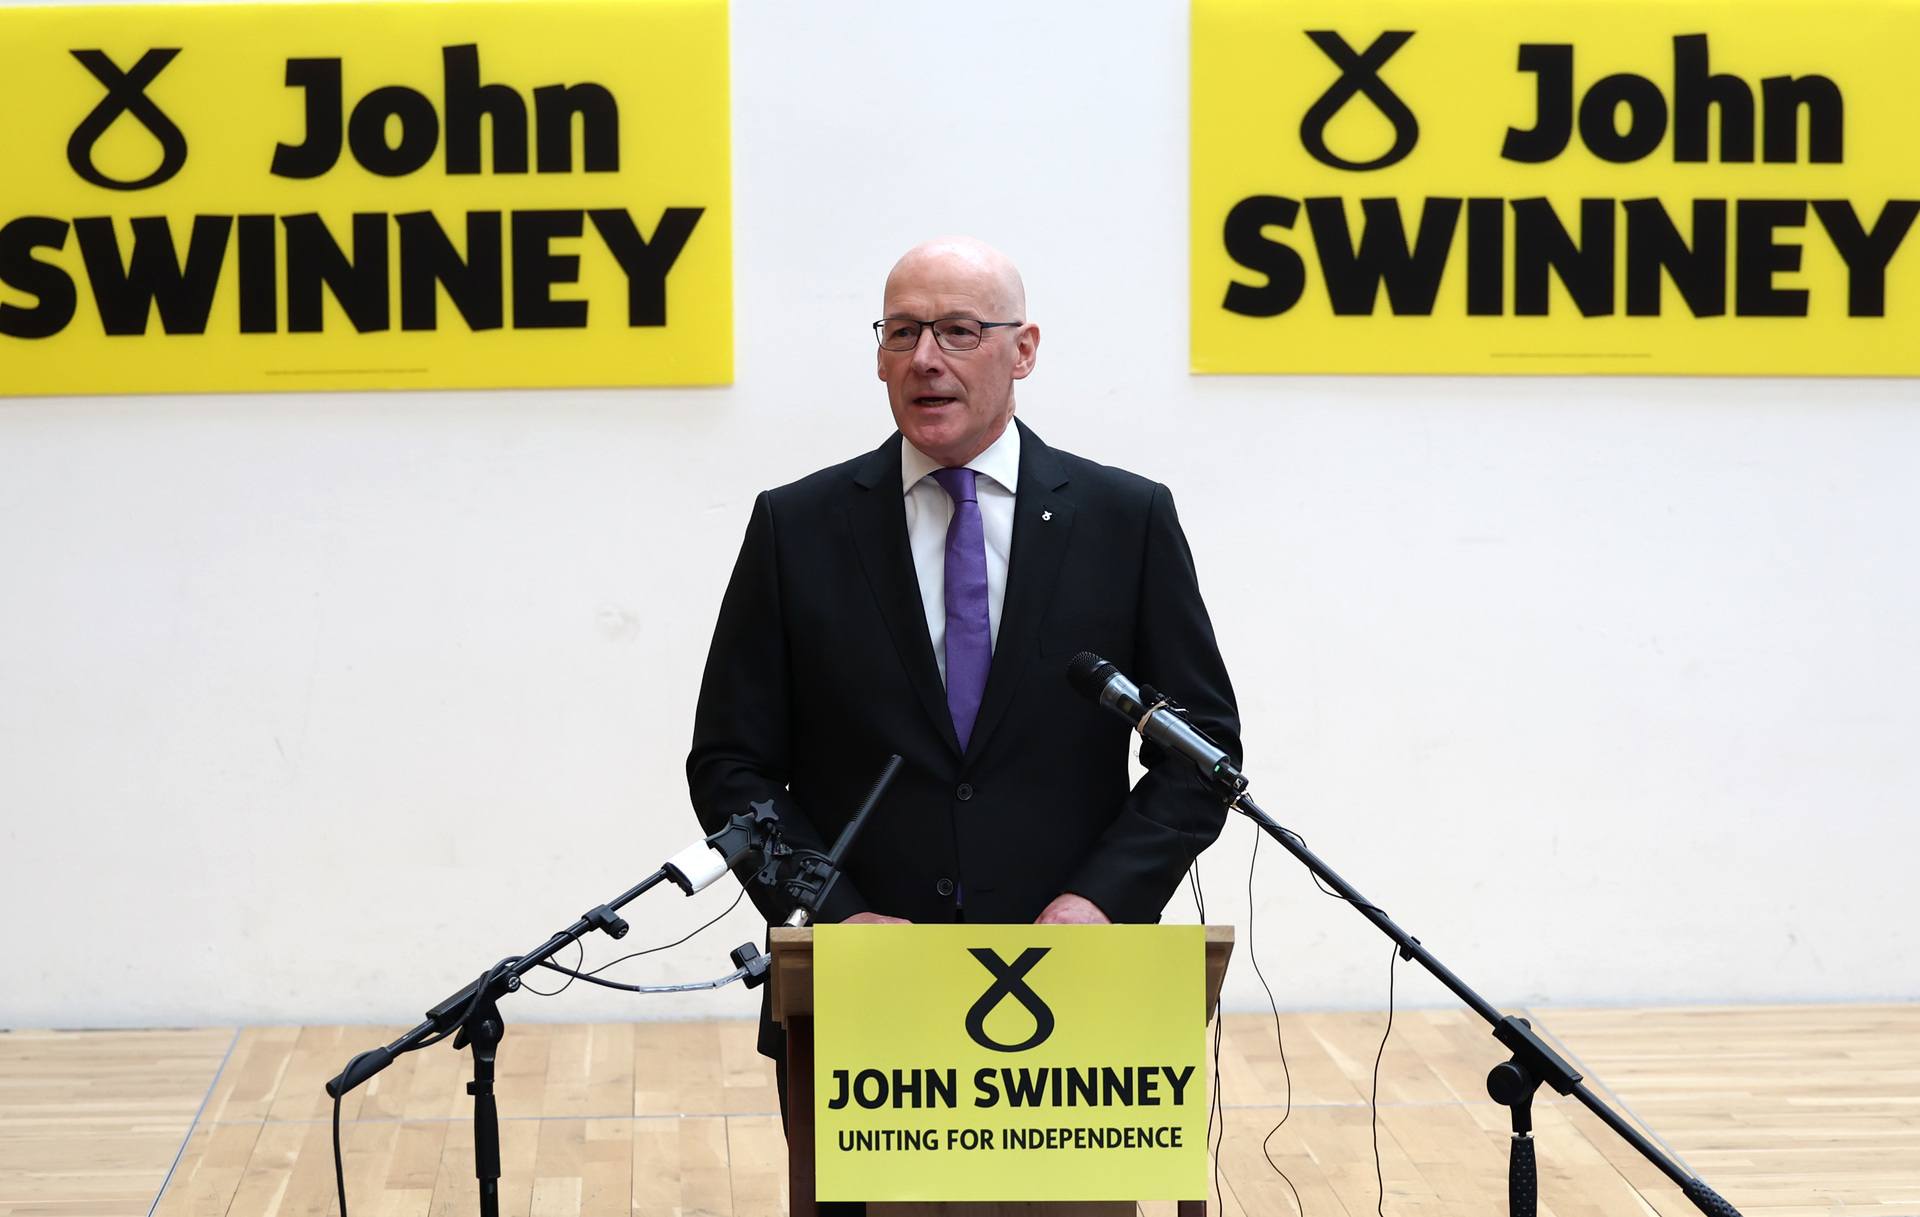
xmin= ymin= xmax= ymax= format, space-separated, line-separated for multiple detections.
xmin=964 ymin=947 xmax=1055 ymax=1053
xmin=1300 ymin=31 xmax=1419 ymax=171
xmin=68 ymin=49 xmax=189 ymax=190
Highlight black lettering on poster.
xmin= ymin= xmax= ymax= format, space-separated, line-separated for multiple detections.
xmin=273 ymin=45 xmax=619 ymax=179
xmin=1504 ymin=35 xmax=1843 ymax=164
xmin=0 ymin=218 xmax=78 ymax=339
xmin=73 ymin=215 xmax=231 ymax=334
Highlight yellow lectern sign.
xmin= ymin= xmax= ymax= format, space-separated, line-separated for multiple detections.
xmin=1191 ymin=0 xmax=1920 ymax=375
xmin=0 ymin=0 xmax=730 ymax=396
xmin=814 ymin=924 xmax=1208 ymax=1202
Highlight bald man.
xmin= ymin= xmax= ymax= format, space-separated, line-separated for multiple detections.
xmin=687 ymin=236 xmax=1241 ymax=1063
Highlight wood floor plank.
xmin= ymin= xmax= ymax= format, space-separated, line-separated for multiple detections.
xmin=578 ymin=1117 xmax=634 ymax=1217
xmin=629 ymin=1116 xmax=682 ymax=1216
xmin=584 ymin=1026 xmax=637 ymax=1121
xmin=150 ymin=1119 xmax=264 ymax=1217
xmin=725 ymin=1115 xmax=788 ymax=1217
xmin=530 ymin=1117 xmax=585 ymax=1202
xmin=717 ymin=1022 xmax=780 ymax=1118
xmin=679 ymin=1114 xmax=735 ymax=1216
xmin=527 ymin=1117 xmax=585 ymax=1217
xmin=383 ymin=1119 xmax=449 ymax=1194
xmin=203 ymin=1028 xmax=298 ymax=1126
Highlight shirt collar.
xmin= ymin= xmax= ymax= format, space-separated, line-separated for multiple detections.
xmin=900 ymin=421 xmax=1022 ymax=496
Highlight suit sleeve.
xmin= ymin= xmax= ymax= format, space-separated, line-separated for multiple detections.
xmin=686 ymin=491 xmax=870 ymax=924
xmin=1061 ymin=483 xmax=1241 ymax=924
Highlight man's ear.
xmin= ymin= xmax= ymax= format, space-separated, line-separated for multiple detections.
xmin=1012 ymin=323 xmax=1040 ymax=380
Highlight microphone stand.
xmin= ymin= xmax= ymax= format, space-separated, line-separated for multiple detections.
xmin=321 ymin=748 xmax=906 ymax=1217
xmin=323 ymin=806 xmax=785 ymax=1217
xmin=1207 ymin=775 xmax=1743 ymax=1217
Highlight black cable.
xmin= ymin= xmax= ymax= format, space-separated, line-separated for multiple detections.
xmin=1247 ymin=810 xmax=1416 ymax=1217
xmin=528 ymin=886 xmax=746 ymax=993
xmin=1247 ymin=829 xmax=1306 ymax=1217
xmin=1211 ymin=992 xmax=1225 ymax=1213
xmin=534 ymin=962 xmax=750 ymax=993
xmin=1187 ymin=863 xmax=1229 ymax=1217
xmin=532 ymin=886 xmax=756 ymax=993
xmin=1370 ymin=941 xmax=1401 ymax=1217
xmin=519 ymin=938 xmax=583 ymax=997
xmin=1272 ymin=821 xmax=1390 ymax=919
xmin=567 ymin=886 xmax=746 ymax=978
xmin=333 ymin=1084 xmax=347 ymax=1216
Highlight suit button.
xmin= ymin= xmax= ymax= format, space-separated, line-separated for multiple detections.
xmin=956 ymin=783 xmax=974 ymax=801
xmin=936 ymin=878 xmax=955 ymax=897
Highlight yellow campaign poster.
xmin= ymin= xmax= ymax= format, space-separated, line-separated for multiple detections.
xmin=0 ymin=0 xmax=730 ymax=396
xmin=1191 ymin=0 xmax=1920 ymax=376
xmin=813 ymin=924 xmax=1208 ymax=1203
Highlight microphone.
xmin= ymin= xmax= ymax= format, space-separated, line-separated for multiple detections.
xmin=1066 ymin=652 xmax=1247 ymax=795
xmin=664 ymin=800 xmax=785 ymax=895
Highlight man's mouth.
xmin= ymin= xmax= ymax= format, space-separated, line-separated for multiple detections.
xmin=914 ymin=395 xmax=957 ymax=407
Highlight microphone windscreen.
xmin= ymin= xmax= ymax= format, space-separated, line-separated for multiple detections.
xmin=1066 ymin=651 xmax=1116 ymax=699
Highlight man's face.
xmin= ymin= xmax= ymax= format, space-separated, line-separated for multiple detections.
xmin=877 ymin=251 xmax=1038 ymax=468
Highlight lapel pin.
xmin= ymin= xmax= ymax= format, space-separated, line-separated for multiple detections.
xmin=1041 ymin=509 xmax=1053 ymax=521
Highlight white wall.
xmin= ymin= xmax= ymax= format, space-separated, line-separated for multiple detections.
xmin=3 ymin=0 xmax=1916 ymax=1030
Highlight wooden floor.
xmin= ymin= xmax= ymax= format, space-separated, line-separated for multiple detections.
xmin=1 ymin=1004 xmax=1914 ymax=1217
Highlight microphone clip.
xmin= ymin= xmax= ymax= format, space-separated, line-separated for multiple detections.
xmin=1134 ymin=684 xmax=1184 ymax=738
xmin=667 ymin=799 xmax=792 ymax=896
xmin=778 ymin=852 xmax=840 ymax=924
xmin=745 ymin=806 xmax=797 ymax=891
xmin=1136 ymin=679 xmax=1248 ymax=800
xmin=581 ymin=904 xmax=630 ymax=940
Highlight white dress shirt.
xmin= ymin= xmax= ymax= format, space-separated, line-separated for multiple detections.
xmin=901 ymin=422 xmax=1020 ymax=686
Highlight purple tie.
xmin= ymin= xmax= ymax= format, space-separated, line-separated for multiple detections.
xmin=932 ymin=467 xmax=991 ymax=750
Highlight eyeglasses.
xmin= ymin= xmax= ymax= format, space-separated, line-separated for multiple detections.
xmin=873 ymin=316 xmax=1022 ymax=352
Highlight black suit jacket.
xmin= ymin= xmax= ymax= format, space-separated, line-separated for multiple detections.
xmin=687 ymin=422 xmax=1239 ymax=1046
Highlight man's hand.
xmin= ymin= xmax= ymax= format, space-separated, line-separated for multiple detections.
xmin=1035 ymin=894 xmax=1111 ymax=925
xmin=841 ymin=911 xmax=912 ymax=925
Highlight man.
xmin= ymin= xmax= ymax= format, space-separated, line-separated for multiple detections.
xmin=687 ymin=236 xmax=1240 ymax=1062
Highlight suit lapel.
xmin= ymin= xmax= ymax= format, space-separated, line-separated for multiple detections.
xmin=967 ymin=420 xmax=1072 ymax=761
xmin=848 ymin=435 xmax=962 ymax=756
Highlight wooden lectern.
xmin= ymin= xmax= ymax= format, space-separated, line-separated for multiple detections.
xmin=769 ymin=925 xmax=1234 ymax=1217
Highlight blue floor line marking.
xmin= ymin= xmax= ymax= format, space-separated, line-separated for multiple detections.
xmin=148 ymin=1027 xmax=242 ymax=1217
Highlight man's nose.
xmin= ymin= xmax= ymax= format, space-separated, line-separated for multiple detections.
xmin=912 ymin=325 xmax=948 ymax=371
